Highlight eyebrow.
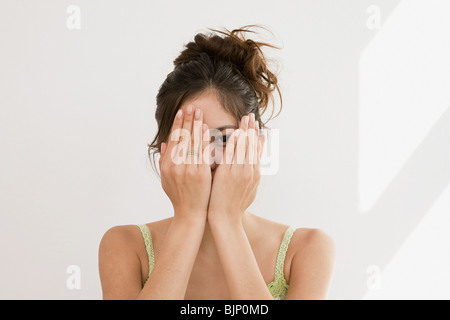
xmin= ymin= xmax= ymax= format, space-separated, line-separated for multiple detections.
xmin=214 ymin=125 xmax=239 ymax=131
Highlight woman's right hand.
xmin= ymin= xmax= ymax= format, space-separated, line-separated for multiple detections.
xmin=158 ymin=105 xmax=212 ymax=222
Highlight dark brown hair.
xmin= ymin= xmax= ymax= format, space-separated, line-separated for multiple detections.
xmin=148 ymin=25 xmax=283 ymax=177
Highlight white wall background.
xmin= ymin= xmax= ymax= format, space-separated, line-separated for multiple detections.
xmin=0 ymin=0 xmax=449 ymax=299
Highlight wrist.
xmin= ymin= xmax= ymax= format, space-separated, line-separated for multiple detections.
xmin=208 ymin=211 xmax=244 ymax=230
xmin=172 ymin=211 xmax=207 ymax=227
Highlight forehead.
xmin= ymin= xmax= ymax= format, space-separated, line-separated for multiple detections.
xmin=180 ymin=90 xmax=238 ymax=130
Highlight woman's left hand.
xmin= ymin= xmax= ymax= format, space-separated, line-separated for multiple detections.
xmin=207 ymin=113 xmax=262 ymax=226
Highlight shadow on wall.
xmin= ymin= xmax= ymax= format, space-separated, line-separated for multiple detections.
xmin=323 ymin=0 xmax=450 ymax=299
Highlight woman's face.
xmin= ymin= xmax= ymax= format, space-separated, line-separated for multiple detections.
xmin=180 ymin=90 xmax=238 ymax=178
xmin=178 ymin=90 xmax=241 ymax=179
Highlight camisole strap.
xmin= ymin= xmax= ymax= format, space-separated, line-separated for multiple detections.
xmin=137 ymin=224 xmax=154 ymax=284
xmin=274 ymin=226 xmax=296 ymax=280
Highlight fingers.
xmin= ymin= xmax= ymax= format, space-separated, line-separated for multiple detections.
xmin=221 ymin=113 xmax=259 ymax=167
xmin=224 ymin=128 xmax=241 ymax=167
xmin=163 ymin=109 xmax=184 ymax=167
xmin=246 ymin=113 xmax=257 ymax=165
xmin=235 ymin=113 xmax=259 ymax=166
xmin=163 ymin=105 xmax=204 ymax=167
xmin=202 ymin=123 xmax=211 ymax=165
xmin=176 ymin=105 xmax=194 ymax=163
xmin=229 ymin=113 xmax=260 ymax=169
xmin=167 ymin=109 xmax=184 ymax=154
xmin=254 ymin=120 xmax=260 ymax=167
xmin=165 ymin=109 xmax=259 ymax=169
xmin=235 ymin=114 xmax=249 ymax=164
xmin=192 ymin=108 xmax=203 ymax=165
xmin=255 ymin=122 xmax=262 ymax=166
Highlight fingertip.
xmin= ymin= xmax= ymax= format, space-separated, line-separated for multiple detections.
xmin=249 ymin=113 xmax=256 ymax=129
xmin=170 ymin=110 xmax=184 ymax=137
xmin=194 ymin=108 xmax=202 ymax=120
xmin=243 ymin=115 xmax=249 ymax=128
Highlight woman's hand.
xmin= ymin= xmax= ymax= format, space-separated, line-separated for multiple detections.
xmin=159 ymin=105 xmax=212 ymax=222
xmin=207 ymin=113 xmax=261 ymax=226
xmin=205 ymin=113 xmax=273 ymax=299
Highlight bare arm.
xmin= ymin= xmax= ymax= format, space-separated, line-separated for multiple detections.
xmin=207 ymin=113 xmax=273 ymax=299
xmin=99 ymin=105 xmax=212 ymax=299
xmin=285 ymin=229 xmax=336 ymax=300
xmin=98 ymin=225 xmax=143 ymax=299
xmin=209 ymin=219 xmax=274 ymax=300
xmin=137 ymin=218 xmax=205 ymax=299
xmin=98 ymin=217 xmax=205 ymax=300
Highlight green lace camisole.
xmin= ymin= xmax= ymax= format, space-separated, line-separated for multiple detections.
xmin=137 ymin=224 xmax=296 ymax=300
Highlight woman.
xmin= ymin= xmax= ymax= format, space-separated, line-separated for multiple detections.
xmin=98 ymin=25 xmax=335 ymax=300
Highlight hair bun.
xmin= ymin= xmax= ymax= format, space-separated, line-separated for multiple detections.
xmin=173 ymin=25 xmax=282 ymax=122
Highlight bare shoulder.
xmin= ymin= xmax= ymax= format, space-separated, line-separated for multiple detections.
xmin=248 ymin=213 xmax=334 ymax=247
xmin=247 ymin=213 xmax=335 ymax=288
xmin=287 ymin=227 xmax=336 ymax=279
xmin=99 ymin=218 xmax=172 ymax=253
xmin=290 ymin=228 xmax=336 ymax=256
xmin=98 ymin=219 xmax=172 ymax=299
xmin=285 ymin=228 xmax=336 ymax=299
xmin=99 ymin=224 xmax=140 ymax=253
xmin=247 ymin=213 xmax=335 ymax=253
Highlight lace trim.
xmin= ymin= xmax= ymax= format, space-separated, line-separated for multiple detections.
xmin=137 ymin=223 xmax=295 ymax=300
xmin=137 ymin=224 xmax=154 ymax=285
xmin=275 ymin=226 xmax=295 ymax=279
xmin=268 ymin=226 xmax=295 ymax=300
xmin=267 ymin=277 xmax=289 ymax=300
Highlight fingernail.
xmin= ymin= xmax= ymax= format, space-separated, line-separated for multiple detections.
xmin=250 ymin=113 xmax=255 ymax=122
xmin=187 ymin=105 xmax=193 ymax=115
xmin=177 ymin=109 xmax=183 ymax=119
xmin=244 ymin=116 xmax=249 ymax=125
xmin=195 ymin=108 xmax=201 ymax=120
xmin=202 ymin=123 xmax=207 ymax=133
